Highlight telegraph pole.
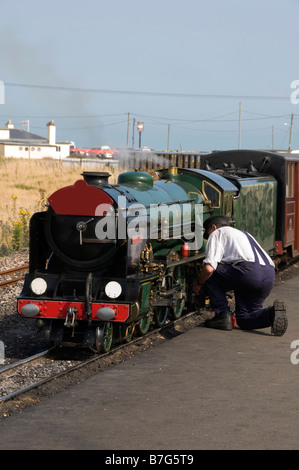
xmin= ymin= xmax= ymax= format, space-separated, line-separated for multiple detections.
xmin=288 ymin=113 xmax=294 ymax=151
xmin=238 ymin=102 xmax=241 ymax=149
xmin=126 ymin=113 xmax=130 ymax=147
xmin=167 ymin=124 xmax=170 ymax=151
xmin=132 ymin=117 xmax=135 ymax=148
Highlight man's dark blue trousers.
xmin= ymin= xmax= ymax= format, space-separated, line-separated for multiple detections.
xmin=204 ymin=233 xmax=275 ymax=330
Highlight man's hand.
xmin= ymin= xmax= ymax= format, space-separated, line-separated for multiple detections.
xmin=193 ymin=281 xmax=203 ymax=295
xmin=194 ymin=263 xmax=215 ymax=293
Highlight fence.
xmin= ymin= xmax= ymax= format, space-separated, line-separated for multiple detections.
xmin=62 ymin=151 xmax=204 ymax=171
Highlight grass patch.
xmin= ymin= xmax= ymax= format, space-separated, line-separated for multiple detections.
xmin=0 ymin=158 xmax=122 ymax=255
xmin=14 ymin=183 xmax=38 ymax=190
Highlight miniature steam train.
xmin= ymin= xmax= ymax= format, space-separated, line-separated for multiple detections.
xmin=17 ymin=149 xmax=298 ymax=352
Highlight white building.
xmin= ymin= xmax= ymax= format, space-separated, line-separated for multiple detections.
xmin=0 ymin=120 xmax=71 ymax=159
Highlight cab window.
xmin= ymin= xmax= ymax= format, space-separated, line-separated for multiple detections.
xmin=286 ymin=162 xmax=295 ymax=198
xmin=202 ymin=181 xmax=221 ymax=208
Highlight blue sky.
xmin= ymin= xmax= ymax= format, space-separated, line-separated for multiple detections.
xmin=0 ymin=0 xmax=298 ymax=151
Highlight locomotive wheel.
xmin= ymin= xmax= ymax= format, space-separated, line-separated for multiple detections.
xmin=154 ymin=307 xmax=169 ymax=327
xmin=170 ymin=266 xmax=186 ymax=320
xmin=44 ymin=321 xmax=53 ymax=347
xmin=135 ymin=316 xmax=151 ymax=336
xmin=171 ymin=300 xmax=184 ymax=320
xmin=121 ymin=323 xmax=135 ymax=343
xmin=95 ymin=322 xmax=113 ymax=353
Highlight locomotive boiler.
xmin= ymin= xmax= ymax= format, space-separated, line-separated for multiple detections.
xmin=17 ymin=162 xmax=278 ymax=352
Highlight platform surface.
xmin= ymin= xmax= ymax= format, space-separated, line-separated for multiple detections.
xmin=0 ymin=276 xmax=298 ymax=450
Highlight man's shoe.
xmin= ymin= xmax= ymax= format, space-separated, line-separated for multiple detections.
xmin=204 ymin=311 xmax=232 ymax=331
xmin=271 ymin=300 xmax=287 ymax=336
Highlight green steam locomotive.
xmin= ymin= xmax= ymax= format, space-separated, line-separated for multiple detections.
xmin=17 ymin=151 xmax=278 ymax=352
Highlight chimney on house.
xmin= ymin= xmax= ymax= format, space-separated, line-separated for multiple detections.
xmin=6 ymin=120 xmax=14 ymax=129
xmin=47 ymin=120 xmax=56 ymax=145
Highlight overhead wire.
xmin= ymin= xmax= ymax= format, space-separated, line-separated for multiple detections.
xmin=4 ymin=81 xmax=294 ymax=101
xmin=2 ymin=83 xmax=298 ymax=143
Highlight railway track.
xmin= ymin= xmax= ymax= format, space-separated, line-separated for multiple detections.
xmin=0 ymin=264 xmax=29 ymax=288
xmin=0 ymin=350 xmax=53 ymax=403
xmin=0 ymin=262 xmax=200 ymax=409
xmin=0 ymin=310 xmax=200 ymax=405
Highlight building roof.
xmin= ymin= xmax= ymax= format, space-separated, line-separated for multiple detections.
xmin=0 ymin=123 xmax=69 ymax=147
xmin=8 ymin=128 xmax=48 ymax=143
xmin=0 ymin=128 xmax=50 ymax=146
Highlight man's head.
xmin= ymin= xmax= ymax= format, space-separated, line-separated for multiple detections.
xmin=203 ymin=215 xmax=230 ymax=239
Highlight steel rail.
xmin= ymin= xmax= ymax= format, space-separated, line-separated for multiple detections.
xmin=0 ymin=310 xmax=199 ymax=404
xmin=0 ymin=349 xmax=50 ymax=374
xmin=0 ymin=264 xmax=29 ymax=288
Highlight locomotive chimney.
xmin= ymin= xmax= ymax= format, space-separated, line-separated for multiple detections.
xmin=82 ymin=171 xmax=111 ymax=187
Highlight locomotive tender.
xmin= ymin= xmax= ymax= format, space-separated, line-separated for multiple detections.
xmin=18 ymin=149 xmax=289 ymax=352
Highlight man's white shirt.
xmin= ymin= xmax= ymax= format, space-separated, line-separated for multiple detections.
xmin=203 ymin=226 xmax=275 ymax=270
